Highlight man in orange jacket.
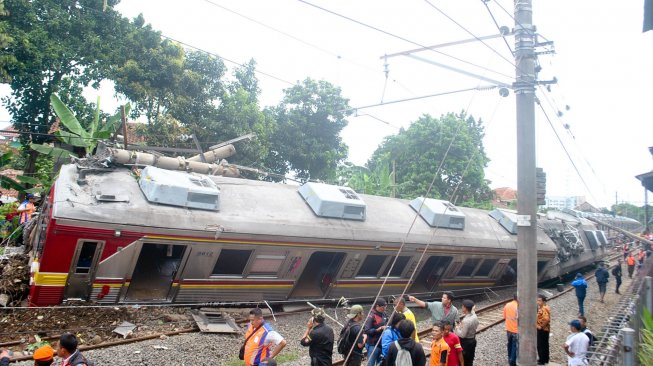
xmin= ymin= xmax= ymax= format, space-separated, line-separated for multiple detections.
xmin=503 ymin=293 xmax=519 ymax=366
xmin=627 ymin=253 xmax=636 ymax=278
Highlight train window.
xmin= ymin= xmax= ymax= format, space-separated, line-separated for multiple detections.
xmin=212 ymin=249 xmax=252 ymax=276
xmin=249 ymin=251 xmax=287 ymax=276
xmin=474 ymin=259 xmax=498 ymax=277
xmin=381 ymin=256 xmax=411 ymax=277
xmin=457 ymin=258 xmax=481 ymax=277
xmin=357 ymin=255 xmax=388 ymax=277
xmin=75 ymin=242 xmax=98 ymax=274
xmin=537 ymin=260 xmax=548 ymax=274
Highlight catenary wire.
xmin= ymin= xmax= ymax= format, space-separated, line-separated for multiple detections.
xmin=535 ymin=94 xmax=599 ymax=205
xmin=199 ymin=0 xmax=388 ymax=79
xmin=422 ymin=0 xmax=518 ymax=70
xmin=297 ymin=0 xmax=514 ymax=80
xmin=481 ymin=0 xmax=514 ymax=55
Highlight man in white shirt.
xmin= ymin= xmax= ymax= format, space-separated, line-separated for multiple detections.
xmin=564 ymin=319 xmax=589 ymax=366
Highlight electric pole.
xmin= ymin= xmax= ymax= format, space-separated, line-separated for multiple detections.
xmin=514 ymin=0 xmax=538 ymax=365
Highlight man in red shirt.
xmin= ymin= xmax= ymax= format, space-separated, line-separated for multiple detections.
xmin=442 ymin=320 xmax=464 ymax=366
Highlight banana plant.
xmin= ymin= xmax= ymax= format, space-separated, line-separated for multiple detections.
xmin=0 ymin=151 xmax=45 ymax=194
xmin=30 ymin=94 xmax=131 ymax=159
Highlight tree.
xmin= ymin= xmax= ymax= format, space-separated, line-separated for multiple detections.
xmin=1 ymin=0 xmax=136 ymax=175
xmin=0 ymin=0 xmax=15 ymax=83
xmin=367 ymin=112 xmax=492 ymax=207
xmin=266 ymin=78 xmax=351 ymax=182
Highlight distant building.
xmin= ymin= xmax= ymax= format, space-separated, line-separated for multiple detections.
xmin=0 ymin=126 xmax=18 ymax=145
xmin=575 ymin=201 xmax=600 ymax=213
xmin=545 ymin=195 xmax=587 ymax=211
xmin=492 ymin=187 xmax=517 ymax=208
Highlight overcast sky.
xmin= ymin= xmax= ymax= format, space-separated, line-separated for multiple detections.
xmin=3 ymin=0 xmax=652 ymax=208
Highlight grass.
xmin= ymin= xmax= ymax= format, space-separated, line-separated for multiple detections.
xmin=224 ymin=352 xmax=300 ymax=366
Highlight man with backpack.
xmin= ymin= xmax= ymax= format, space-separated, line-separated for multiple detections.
xmin=363 ymin=298 xmax=389 ymax=366
xmin=385 ymin=320 xmax=426 ymax=366
xmin=338 ymin=305 xmax=367 ymax=366
xmin=380 ymin=313 xmax=405 ymax=363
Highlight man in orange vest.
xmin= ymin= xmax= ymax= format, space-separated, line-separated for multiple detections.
xmin=638 ymin=251 xmax=646 ymax=265
xmin=16 ymin=194 xmax=37 ymax=225
xmin=243 ymin=308 xmax=287 ymax=366
xmin=627 ymin=253 xmax=636 ymax=278
xmin=503 ymin=293 xmax=518 ymax=366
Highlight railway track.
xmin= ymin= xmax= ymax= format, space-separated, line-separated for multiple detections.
xmin=333 ymin=251 xmax=624 ymax=365
xmin=3 ymin=251 xmax=624 ymax=364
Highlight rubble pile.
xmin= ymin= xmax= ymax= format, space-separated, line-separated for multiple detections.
xmin=0 ymin=254 xmax=29 ymax=307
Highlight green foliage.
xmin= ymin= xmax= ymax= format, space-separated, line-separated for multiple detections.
xmin=224 ymin=352 xmax=299 ymax=366
xmin=367 ymin=112 xmax=492 ymax=206
xmin=335 ymin=162 xmax=398 ymax=197
xmin=0 ymin=0 xmax=15 ymax=83
xmin=640 ymin=307 xmax=653 ymax=365
xmin=612 ymin=202 xmax=650 ymax=226
xmin=266 ymin=78 xmax=351 ymax=182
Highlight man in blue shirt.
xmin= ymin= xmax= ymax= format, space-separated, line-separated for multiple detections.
xmin=571 ymin=273 xmax=588 ymax=317
xmin=380 ymin=313 xmax=405 ymax=362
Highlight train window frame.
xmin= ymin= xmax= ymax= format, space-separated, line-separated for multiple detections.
xmin=474 ymin=258 xmax=498 ymax=277
xmin=211 ymin=249 xmax=253 ymax=277
xmin=356 ymin=255 xmax=388 ymax=277
xmin=248 ymin=251 xmax=288 ymax=278
xmin=72 ymin=240 xmax=104 ymax=274
xmin=380 ymin=256 xmax=411 ymax=278
xmin=456 ymin=258 xmax=482 ymax=277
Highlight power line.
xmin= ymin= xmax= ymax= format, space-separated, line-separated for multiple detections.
xmin=422 ymin=0 xmax=517 ymax=70
xmin=297 ymin=0 xmax=514 ymax=80
xmin=346 ymin=85 xmax=497 ymax=112
xmin=159 ymin=34 xmax=295 ymax=86
xmin=535 ymin=97 xmax=599 ymax=204
xmin=481 ymin=0 xmax=514 ymax=55
xmin=490 ymin=0 xmax=551 ymax=43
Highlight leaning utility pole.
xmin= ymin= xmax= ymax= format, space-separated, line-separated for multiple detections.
xmin=514 ymin=0 xmax=538 ymax=365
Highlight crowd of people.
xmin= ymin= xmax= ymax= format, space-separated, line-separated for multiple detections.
xmin=1 ymin=333 xmax=91 ymax=366
xmin=239 ymin=291 xmax=478 ymax=366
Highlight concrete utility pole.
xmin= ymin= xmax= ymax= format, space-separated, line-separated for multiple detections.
xmin=514 ymin=0 xmax=537 ymax=365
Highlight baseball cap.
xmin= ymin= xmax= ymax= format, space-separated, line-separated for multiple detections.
xmin=375 ymin=298 xmax=387 ymax=307
xmin=33 ymin=345 xmax=55 ymax=361
xmin=575 ymin=273 xmax=583 ymax=278
xmin=569 ymin=319 xmax=581 ymax=330
xmin=311 ymin=307 xmax=325 ymax=318
xmin=346 ymin=305 xmax=364 ymax=319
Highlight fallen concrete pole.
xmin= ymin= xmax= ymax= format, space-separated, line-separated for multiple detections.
xmin=186 ymin=144 xmax=236 ymax=163
xmin=105 ymin=147 xmax=239 ymax=177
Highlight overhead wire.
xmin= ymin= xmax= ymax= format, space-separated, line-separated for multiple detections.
xmin=481 ymin=0 xmax=514 ymax=55
xmin=422 ymin=0 xmax=518 ymax=70
xmin=535 ymin=93 xmax=599 ymax=205
xmin=297 ymin=0 xmax=514 ymax=80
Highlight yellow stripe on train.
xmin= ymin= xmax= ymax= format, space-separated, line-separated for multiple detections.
xmin=34 ymin=272 xmax=67 ymax=286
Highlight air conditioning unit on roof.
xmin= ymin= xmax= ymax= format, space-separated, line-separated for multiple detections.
xmin=298 ymin=182 xmax=366 ymax=221
xmin=139 ymin=166 xmax=220 ymax=211
xmin=409 ymin=197 xmax=465 ymax=230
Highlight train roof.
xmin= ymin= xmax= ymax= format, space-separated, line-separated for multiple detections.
xmin=52 ymin=165 xmax=558 ymax=251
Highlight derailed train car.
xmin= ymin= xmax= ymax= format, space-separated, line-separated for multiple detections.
xmin=27 ymin=164 xmax=610 ymax=306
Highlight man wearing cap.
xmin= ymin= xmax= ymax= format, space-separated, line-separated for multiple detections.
xmin=564 ymin=319 xmax=589 ymax=366
xmin=1 ymin=346 xmax=55 ymax=366
xmin=408 ymin=291 xmax=459 ymax=326
xmin=455 ymin=299 xmax=479 ymax=366
xmin=363 ymin=298 xmax=389 ymax=366
xmin=571 ymin=273 xmax=588 ymax=317
xmin=17 ymin=194 xmax=37 ymax=225
xmin=339 ymin=305 xmax=366 ymax=366
xmin=300 ymin=308 xmax=334 ymax=366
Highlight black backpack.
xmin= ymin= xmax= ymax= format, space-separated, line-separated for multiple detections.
xmin=337 ymin=322 xmax=358 ymax=355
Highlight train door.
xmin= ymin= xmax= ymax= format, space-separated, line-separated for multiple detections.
xmin=289 ymin=251 xmax=345 ymax=298
xmin=124 ymin=243 xmax=188 ymax=302
xmin=64 ymin=240 xmax=105 ymax=301
xmin=411 ymin=255 xmax=452 ymax=293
